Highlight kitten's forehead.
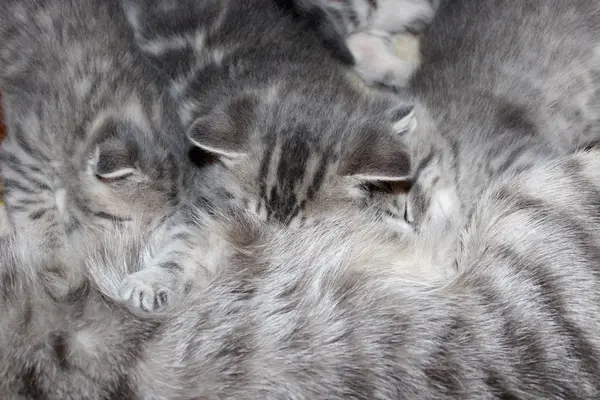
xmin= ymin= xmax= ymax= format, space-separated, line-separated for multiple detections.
xmin=246 ymin=123 xmax=339 ymax=223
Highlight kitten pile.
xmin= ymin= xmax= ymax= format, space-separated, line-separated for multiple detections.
xmin=1 ymin=0 xmax=600 ymax=398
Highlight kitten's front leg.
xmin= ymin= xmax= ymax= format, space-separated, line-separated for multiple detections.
xmin=118 ymin=214 xmax=226 ymax=311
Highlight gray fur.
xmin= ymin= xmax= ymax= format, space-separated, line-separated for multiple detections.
xmin=275 ymin=0 xmax=445 ymax=86
xmin=297 ymin=0 xmax=600 ymax=238
xmin=119 ymin=0 xmax=600 ymax=311
xmin=0 ymin=0 xmax=189 ymax=255
xmin=118 ymin=0 xmax=421 ymax=311
xmin=3 ymin=149 xmax=600 ymax=398
xmin=395 ymin=0 xmax=600 ymax=243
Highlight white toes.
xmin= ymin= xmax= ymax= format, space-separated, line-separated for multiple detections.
xmin=118 ymin=269 xmax=172 ymax=312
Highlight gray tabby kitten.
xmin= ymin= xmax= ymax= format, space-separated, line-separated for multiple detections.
xmin=120 ymin=0 xmax=600 ymax=311
xmin=275 ymin=0 xmax=445 ymax=86
xmin=3 ymin=148 xmax=600 ymax=399
xmin=118 ymin=0 xmax=422 ymax=311
xmin=381 ymin=0 xmax=600 ymax=241
xmin=0 ymin=0 xmax=187 ymax=254
xmin=296 ymin=0 xmax=600 ymax=236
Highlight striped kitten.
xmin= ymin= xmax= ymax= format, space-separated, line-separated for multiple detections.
xmin=117 ymin=0 xmax=422 ymax=311
xmin=372 ymin=0 xmax=600 ymax=245
xmin=274 ymin=0 xmax=445 ymax=86
xmin=4 ymin=149 xmax=600 ymax=398
xmin=298 ymin=0 xmax=600 ymax=240
xmin=0 ymin=0 xmax=187 ymax=254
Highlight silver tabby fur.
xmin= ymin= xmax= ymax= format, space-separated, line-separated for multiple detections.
xmin=275 ymin=0 xmax=445 ymax=86
xmin=0 ymin=0 xmax=189 ymax=255
xmin=119 ymin=0 xmax=600 ymax=311
xmin=389 ymin=0 xmax=600 ymax=244
xmin=295 ymin=0 xmax=600 ymax=234
xmin=117 ymin=0 xmax=421 ymax=311
xmin=3 ymin=149 xmax=600 ymax=398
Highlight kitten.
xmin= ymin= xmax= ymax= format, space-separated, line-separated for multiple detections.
xmin=4 ymin=149 xmax=600 ymax=398
xmin=118 ymin=0 xmax=423 ymax=311
xmin=296 ymin=0 xmax=600 ymax=236
xmin=321 ymin=0 xmax=600 ymax=250
xmin=0 ymin=0 xmax=188 ymax=255
xmin=274 ymin=0 xmax=446 ymax=87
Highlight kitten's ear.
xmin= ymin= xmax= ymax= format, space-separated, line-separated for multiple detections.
xmin=339 ymin=106 xmax=416 ymax=183
xmin=339 ymin=133 xmax=411 ymax=182
xmin=88 ymin=116 xmax=142 ymax=180
xmin=187 ymin=94 xmax=258 ymax=159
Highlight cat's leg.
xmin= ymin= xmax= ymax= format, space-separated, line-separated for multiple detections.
xmin=118 ymin=210 xmax=226 ymax=311
xmin=346 ymin=31 xmax=420 ymax=88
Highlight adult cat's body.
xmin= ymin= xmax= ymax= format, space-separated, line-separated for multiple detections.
xmin=0 ymin=0 xmax=188 ymax=253
xmin=3 ymin=149 xmax=600 ymax=399
xmin=118 ymin=0 xmax=423 ymax=310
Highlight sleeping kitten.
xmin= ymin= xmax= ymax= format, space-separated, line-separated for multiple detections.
xmin=0 ymin=0 xmax=188 ymax=255
xmin=402 ymin=0 xmax=600 ymax=233
xmin=274 ymin=0 xmax=445 ymax=87
xmin=118 ymin=0 xmax=423 ymax=311
xmin=299 ymin=0 xmax=600 ymax=250
xmin=4 ymin=149 xmax=600 ymax=398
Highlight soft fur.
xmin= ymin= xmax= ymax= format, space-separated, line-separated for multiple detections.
xmin=3 ymin=149 xmax=600 ymax=398
xmin=274 ymin=0 xmax=444 ymax=86
xmin=117 ymin=0 xmax=424 ymax=310
xmin=388 ymin=0 xmax=600 ymax=249
xmin=0 ymin=0 xmax=190 ymax=254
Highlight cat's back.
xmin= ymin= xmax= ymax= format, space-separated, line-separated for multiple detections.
xmin=415 ymin=0 xmax=600 ymax=150
xmin=0 ymin=0 xmax=157 ymax=146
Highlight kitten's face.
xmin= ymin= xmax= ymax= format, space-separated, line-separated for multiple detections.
xmin=75 ymin=110 xmax=181 ymax=229
xmin=187 ymin=91 xmax=417 ymax=228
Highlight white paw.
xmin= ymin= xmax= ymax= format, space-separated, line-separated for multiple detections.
xmin=119 ymin=268 xmax=172 ymax=312
xmin=347 ymin=31 xmax=420 ymax=88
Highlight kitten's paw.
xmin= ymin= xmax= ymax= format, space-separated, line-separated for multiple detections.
xmin=119 ymin=268 xmax=174 ymax=312
xmin=347 ymin=32 xmax=420 ymax=88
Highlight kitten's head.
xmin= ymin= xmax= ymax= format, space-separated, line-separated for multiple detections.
xmin=187 ymin=89 xmax=417 ymax=228
xmin=76 ymin=105 xmax=182 ymax=228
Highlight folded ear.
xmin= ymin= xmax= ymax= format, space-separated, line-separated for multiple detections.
xmin=339 ymin=132 xmax=411 ymax=182
xmin=339 ymin=106 xmax=417 ymax=182
xmin=187 ymin=94 xmax=258 ymax=159
xmin=88 ymin=115 xmax=143 ymax=181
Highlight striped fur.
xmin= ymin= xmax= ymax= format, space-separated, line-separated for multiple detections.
xmin=0 ymin=0 xmax=189 ymax=256
xmin=390 ymin=0 xmax=600 ymax=248
xmin=292 ymin=0 xmax=600 ymax=244
xmin=118 ymin=0 xmax=423 ymax=311
xmin=3 ymin=149 xmax=600 ymax=398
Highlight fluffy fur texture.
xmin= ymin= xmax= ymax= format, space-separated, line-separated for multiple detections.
xmin=297 ymin=0 xmax=600 ymax=239
xmin=3 ymin=149 xmax=600 ymax=398
xmin=274 ymin=0 xmax=445 ymax=86
xmin=0 ymin=0 xmax=190 ymax=255
xmin=118 ymin=0 xmax=424 ymax=311
xmin=387 ymin=0 xmax=600 ymax=248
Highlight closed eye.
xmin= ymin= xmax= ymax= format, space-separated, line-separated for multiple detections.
xmin=95 ymin=168 xmax=136 ymax=183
